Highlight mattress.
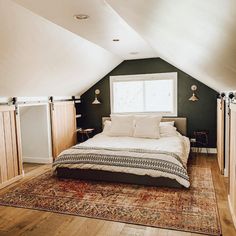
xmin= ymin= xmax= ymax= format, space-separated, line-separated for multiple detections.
xmin=53 ymin=132 xmax=190 ymax=188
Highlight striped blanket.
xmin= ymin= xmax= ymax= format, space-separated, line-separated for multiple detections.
xmin=53 ymin=146 xmax=190 ymax=188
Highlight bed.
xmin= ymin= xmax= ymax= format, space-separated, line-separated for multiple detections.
xmin=53 ymin=117 xmax=190 ymax=188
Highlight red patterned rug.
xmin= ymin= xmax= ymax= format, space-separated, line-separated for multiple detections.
xmin=0 ymin=167 xmax=221 ymax=235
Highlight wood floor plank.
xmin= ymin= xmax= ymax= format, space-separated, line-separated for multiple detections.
xmin=18 ymin=213 xmax=73 ymax=236
xmin=95 ymin=220 xmax=124 ymax=236
xmin=23 ymin=163 xmax=44 ymax=174
xmin=144 ymin=228 xmax=169 ymax=236
xmin=119 ymin=224 xmax=147 ymax=236
xmin=69 ymin=217 xmax=106 ymax=236
xmin=167 ymin=230 xmax=191 ymax=236
xmin=0 ymin=154 xmax=235 ymax=236
xmin=3 ymin=210 xmax=50 ymax=236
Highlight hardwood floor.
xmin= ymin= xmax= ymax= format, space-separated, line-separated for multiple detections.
xmin=23 ymin=163 xmax=44 ymax=174
xmin=0 ymin=155 xmax=235 ymax=236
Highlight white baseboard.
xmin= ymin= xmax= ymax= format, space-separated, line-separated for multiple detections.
xmin=228 ymin=195 xmax=236 ymax=228
xmin=191 ymin=147 xmax=217 ymax=154
xmin=23 ymin=156 xmax=53 ymax=164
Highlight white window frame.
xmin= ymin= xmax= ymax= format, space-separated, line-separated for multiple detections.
xmin=110 ymin=72 xmax=177 ymax=116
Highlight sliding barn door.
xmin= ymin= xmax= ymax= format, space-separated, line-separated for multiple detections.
xmin=217 ymin=98 xmax=225 ymax=174
xmin=0 ymin=106 xmax=23 ymax=187
xmin=229 ymin=103 xmax=236 ymax=227
xmin=51 ymin=101 xmax=76 ymax=159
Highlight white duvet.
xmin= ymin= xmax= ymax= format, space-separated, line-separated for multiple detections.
xmin=81 ymin=132 xmax=190 ymax=168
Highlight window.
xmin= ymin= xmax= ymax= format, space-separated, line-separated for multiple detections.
xmin=110 ymin=73 xmax=177 ymax=116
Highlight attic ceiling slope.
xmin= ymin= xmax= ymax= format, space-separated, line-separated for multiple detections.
xmin=13 ymin=0 xmax=157 ymax=60
xmin=0 ymin=0 xmax=122 ymax=96
xmin=107 ymin=0 xmax=236 ymax=92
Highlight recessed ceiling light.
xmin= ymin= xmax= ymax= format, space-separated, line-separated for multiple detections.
xmin=130 ymin=52 xmax=139 ymax=55
xmin=74 ymin=14 xmax=89 ymax=20
xmin=112 ymin=39 xmax=120 ymax=42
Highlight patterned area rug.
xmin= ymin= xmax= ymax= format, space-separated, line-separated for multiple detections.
xmin=0 ymin=167 xmax=221 ymax=235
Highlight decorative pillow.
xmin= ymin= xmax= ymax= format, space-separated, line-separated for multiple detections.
xmin=109 ymin=115 xmax=134 ymax=137
xmin=133 ymin=115 xmax=162 ymax=139
xmin=160 ymin=125 xmax=178 ymax=137
xmin=102 ymin=120 xmax=111 ymax=135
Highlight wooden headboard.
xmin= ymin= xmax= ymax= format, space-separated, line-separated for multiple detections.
xmin=102 ymin=117 xmax=187 ymax=136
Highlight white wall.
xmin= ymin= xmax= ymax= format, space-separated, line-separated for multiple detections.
xmin=19 ymin=104 xmax=53 ymax=163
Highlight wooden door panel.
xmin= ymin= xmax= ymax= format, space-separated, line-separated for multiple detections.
xmin=217 ymin=98 xmax=224 ymax=174
xmin=3 ymin=112 xmax=15 ymax=180
xmin=234 ymin=171 xmax=236 ymax=216
xmin=10 ymin=111 xmax=19 ymax=176
xmin=229 ymin=104 xmax=236 ymax=226
xmin=0 ymin=113 xmax=7 ymax=183
xmin=231 ymin=111 xmax=236 ymax=212
xmin=51 ymin=101 xmax=76 ymax=158
xmin=0 ymin=106 xmax=22 ymax=186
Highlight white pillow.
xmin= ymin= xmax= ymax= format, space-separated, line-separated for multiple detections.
xmin=102 ymin=120 xmax=111 ymax=135
xmin=133 ymin=115 xmax=162 ymax=139
xmin=160 ymin=125 xmax=178 ymax=137
xmin=109 ymin=115 xmax=134 ymax=137
xmin=160 ymin=121 xmax=175 ymax=127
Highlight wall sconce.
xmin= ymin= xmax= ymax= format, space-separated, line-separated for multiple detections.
xmin=92 ymin=89 xmax=101 ymax=104
xmin=189 ymin=85 xmax=199 ymax=102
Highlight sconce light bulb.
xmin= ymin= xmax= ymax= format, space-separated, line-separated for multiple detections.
xmin=95 ymin=89 xmax=100 ymax=95
xmin=191 ymin=85 xmax=197 ymax=91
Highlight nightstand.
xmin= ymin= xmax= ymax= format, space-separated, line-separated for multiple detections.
xmin=193 ymin=131 xmax=209 ymax=155
xmin=77 ymin=128 xmax=94 ymax=142
xmin=190 ymin=138 xmax=198 ymax=157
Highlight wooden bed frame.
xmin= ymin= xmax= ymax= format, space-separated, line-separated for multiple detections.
xmin=57 ymin=117 xmax=188 ymax=188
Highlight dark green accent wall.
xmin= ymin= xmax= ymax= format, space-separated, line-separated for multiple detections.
xmin=78 ymin=58 xmax=218 ymax=147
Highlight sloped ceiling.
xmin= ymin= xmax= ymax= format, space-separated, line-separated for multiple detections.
xmin=1 ymin=0 xmax=236 ymax=97
xmin=13 ymin=0 xmax=157 ymax=60
xmin=0 ymin=0 xmax=122 ymax=96
xmin=107 ymin=0 xmax=236 ymax=92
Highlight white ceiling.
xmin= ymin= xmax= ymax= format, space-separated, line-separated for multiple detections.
xmin=0 ymin=0 xmax=122 ymax=96
xmin=1 ymin=0 xmax=236 ymax=97
xmin=107 ymin=0 xmax=236 ymax=92
xmin=13 ymin=0 xmax=157 ymax=60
